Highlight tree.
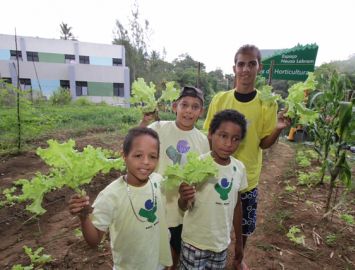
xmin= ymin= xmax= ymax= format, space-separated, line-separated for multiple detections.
xmin=60 ymin=22 xmax=75 ymax=40
xmin=113 ymin=1 xmax=151 ymax=82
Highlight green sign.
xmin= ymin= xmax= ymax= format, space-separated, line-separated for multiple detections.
xmin=261 ymin=44 xmax=318 ymax=81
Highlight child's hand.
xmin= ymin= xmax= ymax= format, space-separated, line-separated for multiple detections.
xmin=68 ymin=194 xmax=90 ymax=217
xmin=140 ymin=111 xmax=158 ymax=127
xmin=179 ymin=182 xmax=195 ymax=202
xmin=178 ymin=182 xmax=196 ymax=211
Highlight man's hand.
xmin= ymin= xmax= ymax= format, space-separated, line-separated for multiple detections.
xmin=277 ymin=108 xmax=291 ymax=130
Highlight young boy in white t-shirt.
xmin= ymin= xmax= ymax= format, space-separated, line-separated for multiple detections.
xmin=178 ymin=109 xmax=248 ymax=270
xmin=140 ymin=86 xmax=210 ymax=268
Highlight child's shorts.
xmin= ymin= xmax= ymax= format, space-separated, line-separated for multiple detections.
xmin=179 ymin=241 xmax=227 ymax=270
xmin=241 ymin=187 xmax=258 ymax=236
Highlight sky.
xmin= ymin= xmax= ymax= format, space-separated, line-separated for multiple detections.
xmin=0 ymin=0 xmax=354 ymax=74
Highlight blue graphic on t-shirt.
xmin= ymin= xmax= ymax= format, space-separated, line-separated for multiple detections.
xmin=139 ymin=199 xmax=157 ymax=223
xmin=166 ymin=139 xmax=190 ymax=165
xmin=214 ymin=177 xmax=233 ymax=200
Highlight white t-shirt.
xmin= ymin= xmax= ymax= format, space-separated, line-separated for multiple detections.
xmin=182 ymin=152 xmax=248 ymax=252
xmin=91 ymin=173 xmax=172 ymax=269
xmin=148 ymin=121 xmax=210 ymax=227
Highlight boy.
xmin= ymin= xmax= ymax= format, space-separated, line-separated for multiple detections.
xmin=68 ymin=127 xmax=172 ymax=270
xmin=179 ymin=109 xmax=248 ymax=270
xmin=203 ymin=44 xmax=290 ymax=269
xmin=140 ymin=86 xmax=210 ymax=268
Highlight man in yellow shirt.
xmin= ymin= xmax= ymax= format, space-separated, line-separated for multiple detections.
xmin=204 ymin=44 xmax=290 ymax=269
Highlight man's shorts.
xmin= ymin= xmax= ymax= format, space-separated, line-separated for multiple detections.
xmin=240 ymin=187 xmax=258 ymax=236
xmin=179 ymin=241 xmax=227 ymax=270
xmin=169 ymin=224 xmax=183 ymax=254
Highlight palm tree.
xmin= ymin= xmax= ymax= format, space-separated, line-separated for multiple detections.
xmin=60 ymin=22 xmax=74 ymax=40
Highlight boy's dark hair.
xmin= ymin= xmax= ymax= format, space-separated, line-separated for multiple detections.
xmin=209 ymin=109 xmax=247 ymax=139
xmin=176 ymin=86 xmax=204 ymax=105
xmin=123 ymin=127 xmax=160 ymax=156
xmin=234 ymin=44 xmax=262 ymax=65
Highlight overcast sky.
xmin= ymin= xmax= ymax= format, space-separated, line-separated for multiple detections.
xmin=0 ymin=0 xmax=354 ymax=74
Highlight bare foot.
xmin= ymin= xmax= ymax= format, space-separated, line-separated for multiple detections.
xmin=242 ymin=261 xmax=250 ymax=270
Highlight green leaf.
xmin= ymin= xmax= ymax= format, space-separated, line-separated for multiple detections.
xmin=158 ymin=81 xmax=180 ymax=103
xmin=258 ymin=85 xmax=282 ymax=106
xmin=130 ymin=78 xmax=157 ymax=113
xmin=164 ymin=152 xmax=218 ymax=190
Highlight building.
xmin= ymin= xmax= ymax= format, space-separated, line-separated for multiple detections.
xmin=0 ymin=34 xmax=130 ymax=106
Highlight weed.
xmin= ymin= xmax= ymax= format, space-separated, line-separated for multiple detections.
xmin=325 ymin=233 xmax=337 ymax=246
xmin=286 ymin=226 xmax=305 ymax=245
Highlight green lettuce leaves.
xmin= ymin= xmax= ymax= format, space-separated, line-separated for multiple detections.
xmin=164 ymin=152 xmax=218 ymax=190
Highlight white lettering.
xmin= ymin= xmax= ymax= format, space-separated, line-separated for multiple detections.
xmin=281 ymin=54 xmax=297 ymax=59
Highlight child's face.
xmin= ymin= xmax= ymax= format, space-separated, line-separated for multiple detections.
xmin=124 ymin=134 xmax=159 ymax=186
xmin=208 ymin=121 xmax=242 ymax=165
xmin=173 ymin=96 xmax=203 ymax=131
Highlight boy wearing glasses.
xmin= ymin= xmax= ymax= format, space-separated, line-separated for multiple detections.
xmin=140 ymin=86 xmax=210 ymax=269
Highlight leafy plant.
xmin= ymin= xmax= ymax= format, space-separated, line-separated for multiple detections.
xmin=49 ymin=87 xmax=72 ymax=105
xmin=12 ymin=245 xmax=52 ymax=270
xmin=296 ymin=152 xmax=311 ymax=167
xmin=284 ymin=73 xmax=319 ymax=125
xmin=74 ymin=228 xmax=83 ymax=239
xmin=340 ymin=214 xmax=354 ymax=225
xmin=258 ymin=84 xmax=282 ymax=105
xmin=3 ymin=140 xmax=125 ymax=215
xmin=286 ymin=226 xmax=305 ymax=245
xmin=164 ymin=152 xmax=218 ymax=190
xmin=325 ymin=233 xmax=337 ymax=246
xmin=130 ymin=78 xmax=179 ymax=113
xmin=297 ymin=171 xmax=320 ymax=186
xmin=259 ymin=73 xmax=319 ymax=125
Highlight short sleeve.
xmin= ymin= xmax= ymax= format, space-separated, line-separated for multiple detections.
xmin=148 ymin=121 xmax=161 ymax=132
xmin=91 ymin=191 xmax=114 ymax=232
xmin=238 ymin=162 xmax=248 ymax=191
xmin=203 ymin=95 xmax=219 ymax=131
xmin=260 ymin=102 xmax=278 ymax=139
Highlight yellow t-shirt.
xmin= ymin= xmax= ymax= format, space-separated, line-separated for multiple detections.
xmin=203 ymin=90 xmax=277 ymax=192
xmin=149 ymin=121 xmax=210 ymax=228
xmin=91 ymin=174 xmax=172 ymax=269
xmin=182 ymin=152 xmax=248 ymax=252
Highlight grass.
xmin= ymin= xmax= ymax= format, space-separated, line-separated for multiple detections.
xmin=0 ymin=103 xmax=179 ymax=154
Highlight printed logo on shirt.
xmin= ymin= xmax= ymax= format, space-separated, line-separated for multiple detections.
xmin=214 ymin=177 xmax=233 ymax=201
xmin=139 ymin=199 xmax=157 ymax=223
xmin=166 ymin=139 xmax=190 ymax=165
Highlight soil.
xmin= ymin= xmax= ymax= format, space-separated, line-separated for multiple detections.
xmin=0 ymin=134 xmax=354 ymax=270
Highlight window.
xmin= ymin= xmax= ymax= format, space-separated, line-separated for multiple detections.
xmin=1 ymin=77 xmax=12 ymax=84
xmin=26 ymin=51 xmax=39 ymax=62
xmin=19 ymin=78 xmax=31 ymax=90
xmin=60 ymin=80 xmax=70 ymax=89
xmin=65 ymin=54 xmax=75 ymax=63
xmin=0 ymin=77 xmax=12 ymax=88
xmin=112 ymin=58 xmax=122 ymax=66
xmin=113 ymin=83 xmax=124 ymax=97
xmin=79 ymin=55 xmax=90 ymax=64
xmin=10 ymin=50 xmax=22 ymax=61
xmin=76 ymin=81 xmax=88 ymax=96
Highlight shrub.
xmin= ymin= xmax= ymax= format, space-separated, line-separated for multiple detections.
xmin=49 ymin=87 xmax=71 ymax=105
